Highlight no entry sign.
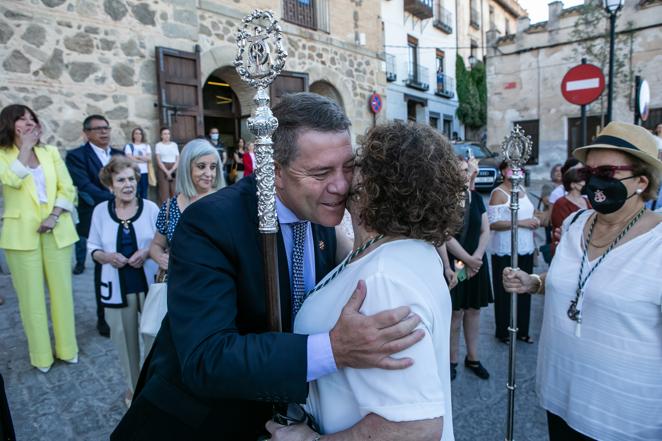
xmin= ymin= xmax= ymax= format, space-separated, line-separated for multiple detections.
xmin=561 ymin=64 xmax=605 ymax=106
xmin=369 ymin=92 xmax=382 ymax=114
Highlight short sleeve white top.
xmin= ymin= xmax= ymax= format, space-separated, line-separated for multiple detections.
xmin=538 ymin=210 xmax=662 ymax=440
xmin=155 ymin=142 xmax=179 ymax=163
xmin=295 ymin=239 xmax=454 ymax=440
xmin=487 ymin=187 xmax=535 ymax=256
xmin=124 ymin=143 xmax=152 ymax=174
xmin=548 ymin=184 xmax=565 ymax=204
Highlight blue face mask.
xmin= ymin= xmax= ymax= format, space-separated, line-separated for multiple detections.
xmin=210 ymin=133 xmax=219 ymax=141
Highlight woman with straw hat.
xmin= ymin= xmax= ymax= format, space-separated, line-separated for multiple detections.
xmin=503 ymin=121 xmax=662 ymax=441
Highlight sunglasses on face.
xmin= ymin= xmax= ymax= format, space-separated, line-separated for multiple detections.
xmin=576 ymin=165 xmax=635 ymax=180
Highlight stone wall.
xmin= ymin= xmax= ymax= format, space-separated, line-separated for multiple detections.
xmin=486 ymin=0 xmax=662 ymax=179
xmin=0 ymin=0 xmax=385 ymax=152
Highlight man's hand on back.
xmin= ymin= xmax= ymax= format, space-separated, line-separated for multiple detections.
xmin=330 ymin=280 xmax=424 ymax=370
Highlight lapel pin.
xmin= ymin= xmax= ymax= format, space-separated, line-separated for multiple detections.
xmin=318 ymin=240 xmax=326 ymax=251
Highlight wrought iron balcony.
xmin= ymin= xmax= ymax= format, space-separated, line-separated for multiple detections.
xmin=404 ymin=62 xmax=429 ymax=91
xmin=283 ymin=0 xmax=330 ymax=32
xmin=435 ymin=73 xmax=455 ymax=99
xmin=470 ymin=6 xmax=480 ymax=29
xmin=404 ymin=0 xmax=434 ymax=20
xmin=433 ymin=3 xmax=453 ymax=33
xmin=385 ymin=54 xmax=397 ymax=82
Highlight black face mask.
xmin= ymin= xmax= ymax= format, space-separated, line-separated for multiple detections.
xmin=585 ymin=175 xmax=638 ymax=214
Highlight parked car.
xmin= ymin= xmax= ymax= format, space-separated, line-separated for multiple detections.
xmin=452 ymin=141 xmax=502 ymax=191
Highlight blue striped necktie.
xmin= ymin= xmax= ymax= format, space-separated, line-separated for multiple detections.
xmin=290 ymin=221 xmax=308 ymax=317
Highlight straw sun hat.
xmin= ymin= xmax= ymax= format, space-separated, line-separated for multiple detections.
xmin=573 ymin=121 xmax=662 ymax=173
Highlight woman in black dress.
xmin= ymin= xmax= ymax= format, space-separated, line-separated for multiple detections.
xmin=445 ymin=158 xmax=493 ymax=380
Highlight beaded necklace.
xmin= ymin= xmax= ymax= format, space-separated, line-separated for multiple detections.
xmin=305 ymin=234 xmax=385 ymax=299
xmin=567 ymin=207 xmax=646 ymax=337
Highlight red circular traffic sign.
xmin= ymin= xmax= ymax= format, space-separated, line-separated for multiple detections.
xmin=561 ymin=64 xmax=605 ymax=106
xmin=369 ymin=92 xmax=382 ymax=114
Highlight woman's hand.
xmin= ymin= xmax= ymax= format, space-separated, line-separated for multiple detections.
xmin=128 ymin=248 xmax=149 ymax=269
xmin=502 ymin=267 xmax=537 ymax=294
xmin=518 ymin=218 xmax=540 ymax=230
xmin=444 ymin=267 xmax=458 ymax=289
xmin=155 ymin=252 xmax=169 ymax=270
xmin=36 ymin=215 xmax=57 ymax=234
xmin=16 ymin=125 xmax=41 ymax=151
xmin=265 ymin=421 xmax=318 ymax=441
xmin=464 ymin=255 xmax=483 ymax=273
xmin=109 ymin=252 xmax=128 ymax=269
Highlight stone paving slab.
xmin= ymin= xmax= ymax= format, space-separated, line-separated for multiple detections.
xmin=0 ymin=226 xmax=550 ymax=441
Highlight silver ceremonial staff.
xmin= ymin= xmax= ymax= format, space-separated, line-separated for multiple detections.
xmin=500 ymin=125 xmax=532 ymax=441
xmin=234 ymin=10 xmax=287 ymax=332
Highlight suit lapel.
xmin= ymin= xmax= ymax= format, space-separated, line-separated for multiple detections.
xmin=312 ymin=224 xmax=332 ymax=284
xmin=85 ymin=142 xmax=103 ymax=172
xmin=276 ymin=231 xmax=293 ymax=331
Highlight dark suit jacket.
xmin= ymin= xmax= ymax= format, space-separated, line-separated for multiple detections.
xmin=135 ymin=176 xmax=337 ymax=439
xmin=65 ymin=142 xmax=123 ymax=237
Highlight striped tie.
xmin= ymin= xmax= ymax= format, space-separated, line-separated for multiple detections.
xmin=291 ymin=221 xmax=308 ymax=317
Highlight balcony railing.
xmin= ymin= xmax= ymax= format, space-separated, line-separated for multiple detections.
xmin=405 ymin=62 xmax=429 ymax=91
xmin=470 ymin=6 xmax=480 ymax=29
xmin=283 ymin=0 xmax=330 ymax=32
xmin=385 ymin=54 xmax=397 ymax=82
xmin=435 ymin=73 xmax=455 ymax=98
xmin=433 ymin=4 xmax=453 ymax=34
xmin=404 ymin=0 xmax=433 ymax=20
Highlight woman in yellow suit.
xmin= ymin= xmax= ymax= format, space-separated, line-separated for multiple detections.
xmin=0 ymin=104 xmax=79 ymax=373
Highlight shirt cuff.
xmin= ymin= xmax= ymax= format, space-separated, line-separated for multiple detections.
xmin=10 ymin=159 xmax=30 ymax=179
xmin=306 ymin=332 xmax=338 ymax=382
xmin=54 ymin=196 xmax=75 ymax=213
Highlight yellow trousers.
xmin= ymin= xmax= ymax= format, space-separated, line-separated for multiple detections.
xmin=4 ymin=230 xmax=78 ymax=368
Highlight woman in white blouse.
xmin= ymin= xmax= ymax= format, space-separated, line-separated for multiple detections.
xmin=488 ymin=161 xmax=540 ymax=344
xmin=154 ymin=127 xmax=179 ymax=205
xmin=267 ymin=122 xmax=466 ymax=441
xmin=503 ymin=122 xmax=662 ymax=441
xmin=124 ymin=127 xmax=152 ymax=200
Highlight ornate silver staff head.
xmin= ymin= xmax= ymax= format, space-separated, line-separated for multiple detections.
xmin=500 ymin=124 xmax=532 ymax=185
xmin=234 ymin=10 xmax=288 ymax=233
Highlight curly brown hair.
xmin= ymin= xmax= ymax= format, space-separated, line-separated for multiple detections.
xmin=353 ymin=121 xmax=465 ymax=246
xmin=99 ymin=156 xmax=140 ymax=189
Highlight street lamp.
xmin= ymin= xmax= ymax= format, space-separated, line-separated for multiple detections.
xmin=468 ymin=54 xmax=477 ymax=68
xmin=604 ymin=0 xmax=623 ymax=124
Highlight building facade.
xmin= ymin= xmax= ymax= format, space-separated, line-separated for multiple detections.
xmin=0 ymin=0 xmax=386 ymax=152
xmin=486 ymin=0 xmax=662 ymax=178
xmin=381 ymin=0 xmax=460 ymax=138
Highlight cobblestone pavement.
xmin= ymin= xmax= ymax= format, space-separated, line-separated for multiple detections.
xmin=0 ymin=223 xmax=550 ymax=441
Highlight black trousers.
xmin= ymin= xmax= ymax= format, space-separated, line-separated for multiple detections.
xmin=547 ymin=412 xmax=596 ymax=441
xmin=491 ymin=253 xmax=534 ymax=340
xmin=0 ymin=373 xmax=15 ymax=441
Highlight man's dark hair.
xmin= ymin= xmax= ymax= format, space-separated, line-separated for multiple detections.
xmin=272 ymin=92 xmax=351 ymax=167
xmin=83 ymin=114 xmax=109 ymax=131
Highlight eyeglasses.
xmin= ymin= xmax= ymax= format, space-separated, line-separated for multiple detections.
xmin=86 ymin=126 xmax=112 ymax=132
xmin=576 ymin=165 xmax=635 ymax=180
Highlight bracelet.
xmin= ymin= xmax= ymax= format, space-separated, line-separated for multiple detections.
xmin=49 ymin=213 xmax=60 ymax=219
xmin=311 ymin=436 xmax=321 ymax=441
xmin=530 ymin=274 xmax=543 ymax=294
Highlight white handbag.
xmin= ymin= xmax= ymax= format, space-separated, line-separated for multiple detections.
xmin=140 ymin=271 xmax=168 ymax=338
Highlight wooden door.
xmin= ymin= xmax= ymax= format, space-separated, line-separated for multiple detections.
xmin=155 ymin=46 xmax=204 ymax=146
xmin=269 ymin=71 xmax=309 ymax=107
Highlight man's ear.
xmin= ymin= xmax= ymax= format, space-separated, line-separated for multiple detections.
xmin=274 ymin=162 xmax=284 ymax=190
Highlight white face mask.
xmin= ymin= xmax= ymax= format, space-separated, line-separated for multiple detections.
xmin=210 ymin=133 xmax=219 ymax=141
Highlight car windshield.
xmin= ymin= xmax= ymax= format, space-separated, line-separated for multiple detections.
xmin=452 ymin=143 xmax=489 ymax=159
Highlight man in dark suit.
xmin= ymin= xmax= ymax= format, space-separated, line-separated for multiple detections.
xmin=65 ymin=114 xmax=124 ymax=337
xmin=112 ymin=93 xmax=423 ymax=440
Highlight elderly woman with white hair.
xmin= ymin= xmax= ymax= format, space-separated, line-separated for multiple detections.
xmin=150 ymin=138 xmax=224 ymax=272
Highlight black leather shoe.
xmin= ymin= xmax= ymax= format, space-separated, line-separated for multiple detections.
xmin=465 ymin=357 xmax=490 ymax=380
xmin=72 ymin=263 xmax=85 ymax=275
xmin=450 ymin=363 xmax=458 ymax=381
xmin=97 ymin=319 xmax=110 ymax=338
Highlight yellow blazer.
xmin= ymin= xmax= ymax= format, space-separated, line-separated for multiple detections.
xmin=0 ymin=144 xmax=79 ymax=250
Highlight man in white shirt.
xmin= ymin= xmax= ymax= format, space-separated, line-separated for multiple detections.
xmin=65 ymin=114 xmax=124 ymax=337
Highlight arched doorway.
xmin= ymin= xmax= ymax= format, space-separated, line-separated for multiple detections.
xmin=309 ymin=80 xmax=345 ymax=111
xmin=203 ymin=67 xmax=242 ymax=149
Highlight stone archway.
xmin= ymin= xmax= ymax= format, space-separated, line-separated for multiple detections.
xmin=309 ymin=80 xmax=345 ymax=111
xmin=200 ymin=44 xmax=254 ymax=118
